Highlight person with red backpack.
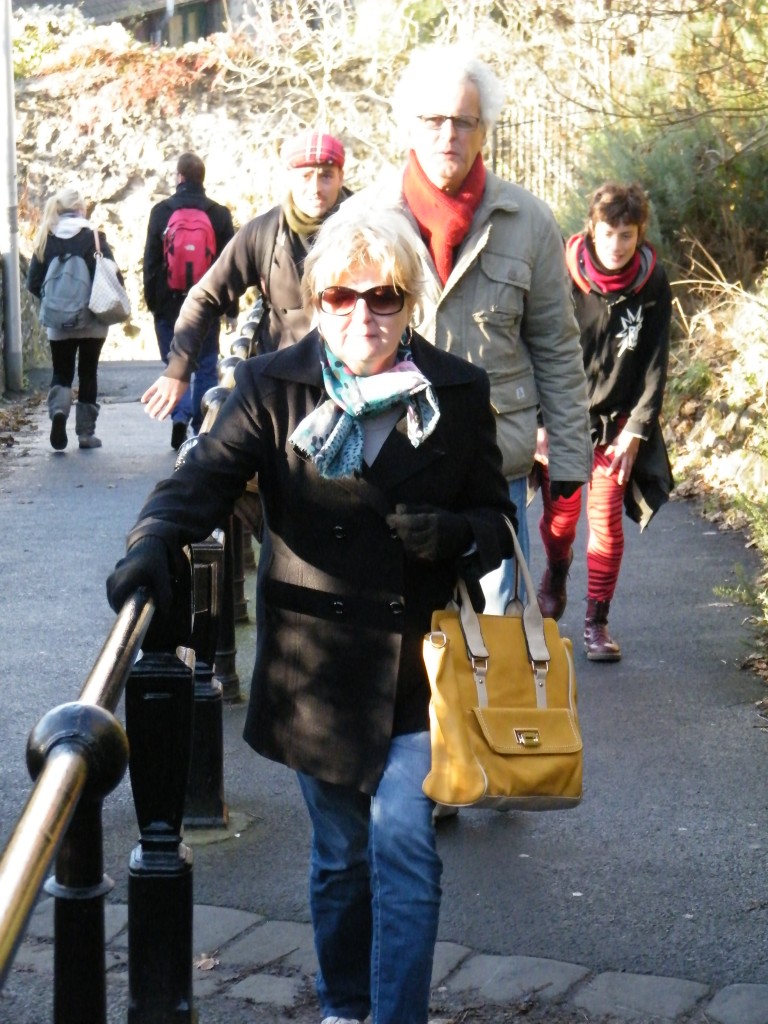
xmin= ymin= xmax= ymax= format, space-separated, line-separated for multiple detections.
xmin=143 ymin=152 xmax=237 ymax=449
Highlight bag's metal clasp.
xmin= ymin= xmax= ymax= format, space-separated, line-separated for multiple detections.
xmin=515 ymin=728 xmax=541 ymax=748
xmin=428 ymin=631 xmax=448 ymax=649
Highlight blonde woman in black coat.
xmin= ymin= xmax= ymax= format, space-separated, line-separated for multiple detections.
xmin=107 ymin=207 xmax=516 ymax=1024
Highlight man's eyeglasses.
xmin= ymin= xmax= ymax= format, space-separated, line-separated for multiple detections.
xmin=318 ymin=286 xmax=405 ymax=317
xmin=417 ymin=114 xmax=482 ymax=133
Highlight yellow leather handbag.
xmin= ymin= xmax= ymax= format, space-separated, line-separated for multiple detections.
xmin=422 ymin=517 xmax=582 ymax=811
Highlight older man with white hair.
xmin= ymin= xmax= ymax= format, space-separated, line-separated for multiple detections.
xmin=353 ymin=43 xmax=592 ymax=614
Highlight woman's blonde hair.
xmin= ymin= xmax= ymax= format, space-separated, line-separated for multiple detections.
xmin=33 ymin=186 xmax=87 ymax=260
xmin=302 ymin=206 xmax=426 ymax=314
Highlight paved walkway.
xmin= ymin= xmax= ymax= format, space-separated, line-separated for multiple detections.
xmin=11 ymin=893 xmax=768 ymax=1024
xmin=2 ymin=362 xmax=767 ymax=1024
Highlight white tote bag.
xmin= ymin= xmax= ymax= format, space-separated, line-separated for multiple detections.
xmin=89 ymin=230 xmax=131 ymax=325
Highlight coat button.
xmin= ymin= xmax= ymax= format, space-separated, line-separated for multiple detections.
xmin=333 ymin=600 xmax=345 ymax=616
xmin=333 ymin=525 xmax=346 ymax=539
xmin=389 ymin=601 xmax=404 ymax=616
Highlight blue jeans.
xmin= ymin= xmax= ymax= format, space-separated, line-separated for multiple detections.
xmin=297 ymin=732 xmax=441 ymax=1024
xmin=480 ymin=474 xmax=529 ymax=612
xmin=154 ymin=316 xmax=220 ymax=432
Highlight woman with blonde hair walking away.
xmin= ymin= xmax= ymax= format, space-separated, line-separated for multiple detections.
xmin=27 ymin=185 xmax=123 ymax=450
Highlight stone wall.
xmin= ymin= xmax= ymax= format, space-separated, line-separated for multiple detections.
xmin=10 ymin=33 xmax=393 ymax=379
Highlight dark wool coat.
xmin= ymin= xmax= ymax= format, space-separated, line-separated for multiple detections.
xmin=128 ymin=331 xmax=516 ymax=792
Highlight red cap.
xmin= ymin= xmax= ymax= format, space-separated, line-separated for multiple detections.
xmin=281 ymin=132 xmax=345 ymax=170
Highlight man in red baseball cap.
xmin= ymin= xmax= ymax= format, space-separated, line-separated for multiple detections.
xmin=281 ymin=131 xmax=346 ymax=224
xmin=141 ymin=130 xmax=351 ymax=424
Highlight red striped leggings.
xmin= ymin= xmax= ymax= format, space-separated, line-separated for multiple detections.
xmin=538 ymin=446 xmax=627 ymax=602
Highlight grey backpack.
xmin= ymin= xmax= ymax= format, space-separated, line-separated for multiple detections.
xmin=39 ymin=252 xmax=93 ymax=331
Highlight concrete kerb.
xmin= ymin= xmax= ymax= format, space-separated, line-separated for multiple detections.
xmin=18 ymin=896 xmax=768 ymax=1023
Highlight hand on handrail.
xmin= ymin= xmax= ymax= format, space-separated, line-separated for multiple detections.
xmin=107 ymin=536 xmax=174 ymax=613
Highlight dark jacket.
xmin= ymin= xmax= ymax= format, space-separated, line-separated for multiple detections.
xmin=27 ymin=224 xmax=118 ymax=341
xmin=165 ymin=189 xmax=353 ymax=381
xmin=127 ymin=331 xmax=516 ymax=792
xmin=566 ymin=236 xmax=674 ymax=527
xmin=143 ymin=181 xmax=237 ymax=322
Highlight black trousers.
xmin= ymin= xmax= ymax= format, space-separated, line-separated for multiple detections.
xmin=49 ymin=338 xmax=105 ymax=405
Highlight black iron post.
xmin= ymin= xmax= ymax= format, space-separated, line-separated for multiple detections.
xmin=217 ymin=353 xmax=241 ymax=389
xmin=213 ymin=517 xmax=241 ymax=703
xmin=125 ymin=648 xmax=196 ymax=1024
xmin=230 ymin=335 xmax=251 ymax=360
xmin=240 ymin=519 xmax=257 ymax=570
xmin=26 ymin=703 xmax=129 ymax=1024
xmin=184 ymin=537 xmax=228 ymax=829
xmin=231 ymin=512 xmax=249 ymax=623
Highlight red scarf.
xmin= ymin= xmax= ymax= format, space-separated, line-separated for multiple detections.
xmin=402 ymin=151 xmax=486 ymax=285
xmin=566 ymin=233 xmax=646 ymax=294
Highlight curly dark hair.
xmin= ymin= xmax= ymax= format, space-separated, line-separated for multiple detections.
xmin=586 ymin=181 xmax=649 ymax=242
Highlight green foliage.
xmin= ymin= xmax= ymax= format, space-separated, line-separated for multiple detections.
xmin=556 ymin=3 xmax=768 ymax=284
xmin=666 ymin=357 xmax=713 ymax=401
xmin=403 ymin=0 xmax=446 ymax=38
xmin=11 ymin=6 xmax=90 ymax=77
xmin=561 ymin=115 xmax=768 ymax=284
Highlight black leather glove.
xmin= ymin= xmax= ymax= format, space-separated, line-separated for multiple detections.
xmin=106 ymin=535 xmax=174 ymax=612
xmin=385 ymin=503 xmax=473 ymax=562
xmin=550 ymin=480 xmax=582 ymax=501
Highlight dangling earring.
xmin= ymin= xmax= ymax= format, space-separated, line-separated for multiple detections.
xmin=401 ymin=325 xmax=413 ymax=347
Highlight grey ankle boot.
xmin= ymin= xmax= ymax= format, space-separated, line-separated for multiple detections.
xmin=75 ymin=402 xmax=102 ymax=449
xmin=47 ymin=386 xmax=72 ymax=451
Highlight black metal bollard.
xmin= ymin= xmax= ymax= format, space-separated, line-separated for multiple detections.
xmin=26 ymin=703 xmax=129 ymax=1024
xmin=241 ymin=519 xmax=257 ymax=571
xmin=230 ymin=335 xmax=251 ymax=360
xmin=184 ymin=537 xmax=228 ymax=829
xmin=231 ymin=513 xmax=249 ymax=623
xmin=213 ymin=516 xmax=241 ymax=703
xmin=217 ymin=354 xmax=241 ymax=390
xmin=125 ymin=648 xmax=196 ymax=1024
xmin=198 ymin=385 xmax=231 ymax=436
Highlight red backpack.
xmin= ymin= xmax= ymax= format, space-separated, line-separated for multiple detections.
xmin=163 ymin=207 xmax=216 ymax=292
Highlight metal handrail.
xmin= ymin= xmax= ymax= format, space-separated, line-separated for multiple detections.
xmin=0 ymin=312 xmax=261 ymax=1010
xmin=0 ymin=590 xmax=154 ymax=990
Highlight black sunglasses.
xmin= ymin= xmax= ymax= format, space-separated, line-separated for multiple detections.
xmin=318 ymin=286 xmax=405 ymax=317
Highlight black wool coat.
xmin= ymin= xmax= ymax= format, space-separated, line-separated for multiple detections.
xmin=128 ymin=331 xmax=516 ymax=792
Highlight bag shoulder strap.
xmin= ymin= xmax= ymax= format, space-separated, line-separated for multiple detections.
xmin=457 ymin=515 xmax=551 ymax=670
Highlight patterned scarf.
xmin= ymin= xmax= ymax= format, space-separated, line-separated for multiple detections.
xmin=566 ymin=233 xmax=655 ymax=295
xmin=402 ymin=151 xmax=486 ymax=285
xmin=289 ymin=337 xmax=440 ymax=479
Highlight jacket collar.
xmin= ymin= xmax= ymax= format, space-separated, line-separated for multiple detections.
xmin=260 ymin=329 xmax=475 ymax=497
xmin=260 ymin=328 xmax=479 ymax=390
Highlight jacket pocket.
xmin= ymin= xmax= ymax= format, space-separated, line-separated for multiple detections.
xmin=488 ymin=368 xmax=539 ymax=480
xmin=471 ymin=252 xmax=531 ymax=373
